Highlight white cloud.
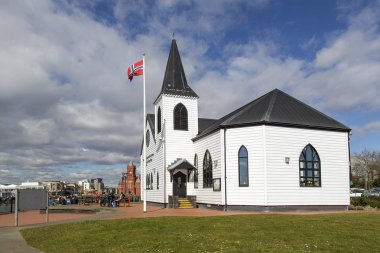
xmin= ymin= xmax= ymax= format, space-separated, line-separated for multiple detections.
xmin=354 ymin=120 xmax=380 ymax=135
xmin=300 ymin=35 xmax=319 ymax=51
xmin=19 ymin=119 xmax=55 ymax=145
xmin=1 ymin=0 xmax=380 ymax=185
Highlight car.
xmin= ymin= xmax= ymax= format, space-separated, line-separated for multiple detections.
xmin=363 ymin=188 xmax=380 ymax=197
xmin=350 ymin=188 xmax=365 ymax=198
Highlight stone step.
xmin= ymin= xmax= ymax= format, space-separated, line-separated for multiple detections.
xmin=179 ymin=203 xmax=193 ymax=206
xmin=178 ymin=198 xmax=193 ymax=208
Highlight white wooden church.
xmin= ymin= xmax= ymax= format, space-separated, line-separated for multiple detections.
xmin=141 ymin=39 xmax=351 ymax=211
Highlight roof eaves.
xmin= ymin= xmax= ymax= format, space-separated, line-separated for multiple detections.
xmin=193 ymin=120 xmax=350 ymax=142
xmin=224 ymin=121 xmax=351 ymax=132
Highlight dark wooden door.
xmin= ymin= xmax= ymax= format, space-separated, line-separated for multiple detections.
xmin=173 ymin=172 xmax=187 ymax=198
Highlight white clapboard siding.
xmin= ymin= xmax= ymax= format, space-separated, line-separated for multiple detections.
xmin=144 ymin=92 xmax=350 ymax=208
xmin=161 ymin=95 xmax=198 ymax=200
xmin=265 ymin=125 xmax=350 ymax=206
xmin=194 ymin=130 xmax=222 ymax=205
xmin=144 ymin=119 xmax=165 ymax=203
xmin=225 ymin=126 xmax=266 ymax=205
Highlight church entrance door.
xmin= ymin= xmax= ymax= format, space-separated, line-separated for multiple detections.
xmin=173 ymin=171 xmax=187 ymax=198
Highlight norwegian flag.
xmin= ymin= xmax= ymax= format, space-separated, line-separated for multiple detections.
xmin=127 ymin=59 xmax=144 ymax=81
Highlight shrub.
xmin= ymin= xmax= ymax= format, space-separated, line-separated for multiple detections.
xmin=351 ymin=196 xmax=380 ymax=209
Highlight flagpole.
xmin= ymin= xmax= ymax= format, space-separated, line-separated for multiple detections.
xmin=143 ymin=53 xmax=147 ymax=213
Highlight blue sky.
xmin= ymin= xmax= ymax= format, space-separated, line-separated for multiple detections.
xmin=1 ymin=0 xmax=380 ymax=186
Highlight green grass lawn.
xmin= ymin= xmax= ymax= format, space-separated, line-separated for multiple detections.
xmin=21 ymin=213 xmax=380 ymax=253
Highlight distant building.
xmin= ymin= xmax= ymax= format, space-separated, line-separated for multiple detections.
xmin=78 ymin=179 xmax=91 ymax=193
xmin=19 ymin=182 xmax=44 ymax=189
xmin=42 ymin=181 xmax=64 ymax=195
xmin=0 ymin=182 xmax=44 ymax=198
xmin=91 ymin=178 xmax=104 ymax=193
xmin=0 ymin=184 xmax=18 ymax=198
xmin=118 ymin=161 xmax=141 ymax=196
xmin=64 ymin=182 xmax=80 ymax=196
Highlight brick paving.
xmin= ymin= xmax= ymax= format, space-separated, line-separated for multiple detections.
xmin=0 ymin=209 xmax=96 ymax=228
xmin=0 ymin=203 xmax=352 ymax=228
xmin=104 ymin=203 xmax=253 ymax=220
xmin=0 ymin=203 xmax=227 ymax=228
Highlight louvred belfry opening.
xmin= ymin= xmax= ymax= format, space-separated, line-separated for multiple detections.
xmin=174 ymin=103 xmax=188 ymax=130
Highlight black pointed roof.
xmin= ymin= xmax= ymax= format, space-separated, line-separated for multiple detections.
xmin=194 ymin=89 xmax=350 ymax=140
xmin=146 ymin=114 xmax=155 ymax=136
xmin=155 ymin=39 xmax=198 ymax=103
xmin=140 ymin=113 xmax=156 ymax=156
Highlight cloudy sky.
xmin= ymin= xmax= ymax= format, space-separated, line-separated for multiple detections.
xmin=1 ymin=0 xmax=380 ymax=186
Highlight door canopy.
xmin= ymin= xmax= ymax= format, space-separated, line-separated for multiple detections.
xmin=167 ymin=158 xmax=196 ymax=172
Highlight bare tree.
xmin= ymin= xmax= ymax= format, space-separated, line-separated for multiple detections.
xmin=352 ymin=149 xmax=380 ymax=189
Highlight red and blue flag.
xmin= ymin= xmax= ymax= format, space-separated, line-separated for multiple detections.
xmin=127 ymin=59 xmax=143 ymax=81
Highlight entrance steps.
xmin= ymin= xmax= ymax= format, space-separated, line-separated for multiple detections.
xmin=178 ymin=198 xmax=193 ymax=209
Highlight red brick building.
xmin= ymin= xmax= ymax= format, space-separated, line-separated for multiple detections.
xmin=118 ymin=161 xmax=140 ymax=196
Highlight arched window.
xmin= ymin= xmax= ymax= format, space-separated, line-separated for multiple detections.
xmin=238 ymin=145 xmax=249 ymax=187
xmin=157 ymin=172 xmax=159 ymax=189
xmin=146 ymin=130 xmax=150 ymax=147
xmin=203 ymin=150 xmax=213 ymax=188
xmin=157 ymin=107 xmax=162 ymax=133
xmin=194 ymin=154 xmax=198 ymax=189
xmin=173 ymin=103 xmax=188 ymax=130
xmin=299 ymin=144 xmax=321 ymax=187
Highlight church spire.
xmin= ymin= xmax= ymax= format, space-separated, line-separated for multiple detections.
xmin=155 ymin=39 xmax=198 ymax=102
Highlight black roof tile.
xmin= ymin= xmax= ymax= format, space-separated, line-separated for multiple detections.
xmin=146 ymin=114 xmax=155 ymax=139
xmin=195 ymin=89 xmax=350 ymax=140
xmin=154 ymin=39 xmax=198 ymax=103
xmin=198 ymin=118 xmax=217 ymax=134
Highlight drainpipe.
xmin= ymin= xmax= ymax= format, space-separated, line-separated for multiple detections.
xmin=348 ymin=131 xmax=352 ymax=189
xmin=347 ymin=131 xmax=352 ymax=211
xmin=224 ymin=128 xmax=228 ymax=211
xmin=163 ymin=119 xmax=167 ymax=207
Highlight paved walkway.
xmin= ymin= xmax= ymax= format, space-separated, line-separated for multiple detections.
xmin=0 ymin=227 xmax=41 ymax=253
xmin=0 ymin=203 xmax=352 ymax=253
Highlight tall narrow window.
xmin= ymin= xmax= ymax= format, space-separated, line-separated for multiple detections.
xmin=173 ymin=103 xmax=188 ymax=130
xmin=150 ymin=173 xmax=154 ymax=190
xmin=146 ymin=174 xmax=150 ymax=190
xmin=157 ymin=107 xmax=162 ymax=133
xmin=203 ymin=150 xmax=213 ymax=188
xmin=146 ymin=130 xmax=150 ymax=147
xmin=239 ymin=145 xmax=249 ymax=187
xmin=157 ymin=172 xmax=159 ymax=189
xmin=299 ymin=144 xmax=321 ymax=187
xmin=194 ymin=154 xmax=198 ymax=189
